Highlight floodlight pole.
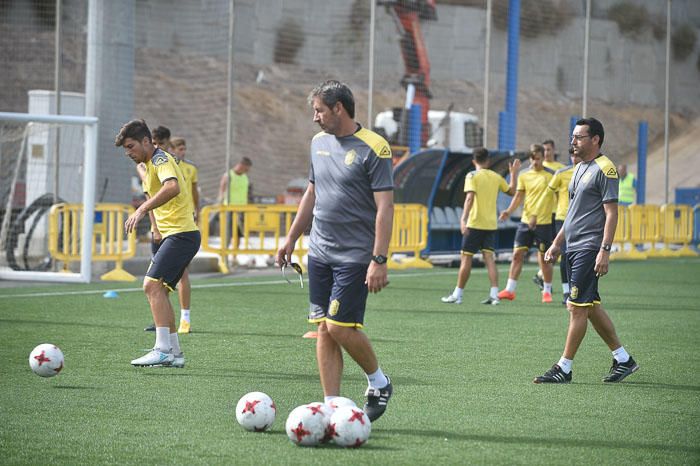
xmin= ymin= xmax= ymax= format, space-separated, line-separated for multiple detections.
xmin=367 ymin=0 xmax=377 ymax=128
xmin=582 ymin=0 xmax=591 ymax=118
xmin=482 ymin=0 xmax=492 ymax=148
xmin=225 ymin=0 xmax=235 ymax=187
xmin=664 ymin=0 xmax=671 ymax=204
xmin=53 ymin=0 xmax=63 ymax=205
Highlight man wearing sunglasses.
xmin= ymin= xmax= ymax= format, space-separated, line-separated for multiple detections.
xmin=277 ymin=80 xmax=394 ymax=422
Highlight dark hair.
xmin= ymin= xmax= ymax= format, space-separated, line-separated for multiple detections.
xmin=240 ymin=157 xmax=253 ymax=167
xmin=542 ymin=139 xmax=555 ymax=147
xmin=308 ymin=80 xmax=355 ymax=119
xmin=575 ymin=117 xmax=604 ymax=147
xmin=473 ymin=147 xmax=489 ymax=163
xmin=152 ymin=125 xmax=171 ymax=143
xmin=115 ymin=119 xmax=151 ymax=147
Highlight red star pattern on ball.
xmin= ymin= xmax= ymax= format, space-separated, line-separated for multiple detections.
xmin=242 ymin=399 xmax=260 ymax=415
xmin=352 ymin=438 xmax=366 ymax=448
xmin=324 ymin=423 xmax=338 ymax=442
xmin=34 ymin=350 xmax=50 ymax=366
xmin=308 ymin=404 xmax=324 ymax=416
xmin=348 ymin=409 xmax=366 ymax=425
xmin=291 ymin=422 xmax=311 ymax=443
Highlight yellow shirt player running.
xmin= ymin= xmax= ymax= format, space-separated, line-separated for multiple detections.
xmin=117 ymin=119 xmax=200 ymax=369
xmin=498 ymin=144 xmax=556 ymax=303
xmin=441 ymin=148 xmax=520 ymax=306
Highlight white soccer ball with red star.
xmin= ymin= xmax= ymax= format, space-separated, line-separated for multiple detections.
xmin=328 ymin=406 xmax=371 ymax=448
xmin=29 ymin=343 xmax=64 ymax=378
xmin=285 ymin=403 xmax=330 ymax=447
xmin=325 ymin=397 xmax=357 ymax=411
xmin=235 ymin=392 xmax=276 ymax=432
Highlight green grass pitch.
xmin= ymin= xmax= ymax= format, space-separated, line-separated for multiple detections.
xmin=1 ymin=259 xmax=698 ymax=465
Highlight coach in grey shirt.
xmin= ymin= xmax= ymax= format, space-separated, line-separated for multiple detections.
xmin=533 ymin=117 xmax=639 ymax=384
xmin=277 ymin=80 xmax=394 ymax=423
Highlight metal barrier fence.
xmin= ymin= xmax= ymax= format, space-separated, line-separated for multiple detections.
xmin=200 ymin=203 xmax=431 ymax=273
xmin=611 ymin=204 xmax=698 ymax=260
xmin=48 ymin=203 xmax=136 ymax=281
xmin=388 ymin=204 xmax=431 ymax=270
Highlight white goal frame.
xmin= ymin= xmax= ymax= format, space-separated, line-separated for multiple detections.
xmin=0 ymin=112 xmax=98 ymax=283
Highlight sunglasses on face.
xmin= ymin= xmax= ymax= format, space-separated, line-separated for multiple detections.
xmin=282 ymin=262 xmax=304 ymax=288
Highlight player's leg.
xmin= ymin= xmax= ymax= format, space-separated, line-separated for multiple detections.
xmin=441 ymin=253 xmax=472 ymax=304
xmin=316 ymin=320 xmax=343 ymax=397
xmin=499 ymin=225 xmax=532 ymax=301
xmin=177 ymin=267 xmax=192 ymax=334
xmin=589 ymin=305 xmax=639 ymax=382
xmin=536 ymin=226 xmax=555 ymax=303
xmin=480 ymin=231 xmax=500 ymax=304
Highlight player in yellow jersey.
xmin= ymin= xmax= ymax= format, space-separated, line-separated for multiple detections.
xmin=170 ymin=136 xmax=198 ymax=334
xmin=440 ymin=148 xmax=520 ymax=305
xmin=117 ymin=119 xmax=200 ymax=368
xmin=497 ymin=144 xmax=555 ymax=303
xmin=532 ymin=139 xmax=566 ymax=290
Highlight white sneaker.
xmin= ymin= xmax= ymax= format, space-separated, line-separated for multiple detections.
xmin=441 ymin=294 xmax=462 ymax=304
xmin=170 ymin=352 xmax=185 ymax=368
xmin=131 ymin=349 xmax=174 ymax=367
xmin=481 ymin=297 xmax=500 ymax=305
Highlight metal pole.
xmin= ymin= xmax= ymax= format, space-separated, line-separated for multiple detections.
xmin=53 ymin=0 xmax=63 ymax=204
xmin=582 ymin=0 xmax=590 ymax=118
xmin=483 ymin=0 xmax=492 ymax=148
xmin=367 ymin=0 xmax=376 ymax=128
xmin=225 ymin=0 xmax=235 ymax=186
xmin=664 ymin=0 xmax=671 ymax=204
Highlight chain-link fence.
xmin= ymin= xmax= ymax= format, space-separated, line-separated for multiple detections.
xmin=1 ymin=0 xmax=698 ymax=211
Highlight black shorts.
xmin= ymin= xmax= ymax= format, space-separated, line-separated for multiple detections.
xmin=566 ymin=249 xmax=601 ymax=306
xmin=461 ymin=228 xmax=496 ymax=255
xmin=307 ymin=256 xmax=369 ymax=329
xmin=514 ymin=223 xmax=553 ymax=253
xmin=146 ymin=230 xmax=200 ymax=291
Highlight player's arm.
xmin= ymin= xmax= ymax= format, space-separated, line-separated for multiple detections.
xmin=367 ymin=190 xmax=394 ymax=294
xmin=141 ymin=193 xmax=161 ymax=242
xmin=218 ymin=173 xmax=228 ymax=204
xmin=499 ymin=190 xmax=524 ymax=221
xmin=125 ymin=179 xmax=180 ymax=234
xmin=461 ymin=191 xmax=474 ymax=235
xmin=276 ymin=183 xmax=315 ymax=266
xmin=595 ymin=201 xmax=618 ymax=277
xmin=545 ymin=224 xmax=566 ymax=263
xmin=191 ymin=181 xmax=199 ymax=220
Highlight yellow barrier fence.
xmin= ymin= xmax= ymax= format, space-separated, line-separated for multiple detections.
xmin=200 ymin=204 xmax=307 ymax=274
xmin=48 ymin=203 xmax=137 ymax=281
xmin=388 ymin=203 xmax=431 ymax=269
xmin=660 ymin=204 xmax=698 ymax=257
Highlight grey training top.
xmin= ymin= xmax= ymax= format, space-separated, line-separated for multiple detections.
xmin=563 ymin=154 xmax=619 ymax=252
xmin=308 ymin=125 xmax=394 ymax=264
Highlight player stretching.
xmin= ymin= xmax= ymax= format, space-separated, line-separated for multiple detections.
xmin=534 ymin=117 xmax=639 ymax=383
xmin=117 ymin=119 xmax=200 ymax=368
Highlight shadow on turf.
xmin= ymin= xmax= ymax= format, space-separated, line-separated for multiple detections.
xmin=53 ymin=385 xmax=101 ymax=390
xmin=380 ymin=429 xmax=700 ymax=454
xmin=0 ymin=317 xmax=135 ymax=330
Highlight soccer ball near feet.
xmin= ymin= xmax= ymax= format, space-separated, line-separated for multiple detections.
xmin=285 ymin=403 xmax=331 ymax=446
xmin=328 ymin=406 xmax=371 ymax=448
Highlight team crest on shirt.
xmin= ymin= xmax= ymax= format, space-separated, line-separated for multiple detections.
xmin=329 ymin=299 xmax=340 ymax=316
xmin=344 ymin=150 xmax=357 ymax=166
xmin=570 ymin=286 xmax=578 ymax=300
xmin=378 ymin=145 xmax=392 ymax=158
xmin=152 ymin=152 xmax=168 ymax=166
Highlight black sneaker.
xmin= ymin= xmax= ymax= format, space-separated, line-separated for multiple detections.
xmin=363 ymin=377 xmax=393 ymax=422
xmin=532 ymin=274 xmax=544 ymax=290
xmin=603 ymin=357 xmax=639 ymax=383
xmin=533 ymin=364 xmax=572 ymax=384
xmin=144 ymin=323 xmax=156 ymax=332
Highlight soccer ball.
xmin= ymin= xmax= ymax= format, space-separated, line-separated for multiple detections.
xmin=235 ymin=392 xmax=276 ymax=432
xmin=328 ymin=406 xmax=371 ymax=448
xmin=285 ymin=403 xmax=330 ymax=447
xmin=326 ymin=396 xmax=357 ymax=411
xmin=29 ymin=344 xmax=64 ymax=378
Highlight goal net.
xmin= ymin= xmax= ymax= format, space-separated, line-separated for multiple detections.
xmin=0 ymin=110 xmax=98 ymax=283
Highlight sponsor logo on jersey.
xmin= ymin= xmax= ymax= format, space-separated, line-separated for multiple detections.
xmin=152 ymin=153 xmax=168 ymax=166
xmin=570 ymin=286 xmax=578 ymax=300
xmin=378 ymin=145 xmax=392 ymax=158
xmin=316 ymin=150 xmax=330 ymax=156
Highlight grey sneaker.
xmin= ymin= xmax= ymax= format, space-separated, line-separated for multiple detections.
xmin=441 ymin=294 xmax=462 ymax=304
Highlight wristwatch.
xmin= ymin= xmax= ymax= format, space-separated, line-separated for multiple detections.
xmin=372 ymin=255 xmax=388 ymax=264
xmin=601 ymin=244 xmax=612 ymax=252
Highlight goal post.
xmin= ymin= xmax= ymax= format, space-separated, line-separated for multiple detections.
xmin=0 ymin=111 xmax=98 ymax=283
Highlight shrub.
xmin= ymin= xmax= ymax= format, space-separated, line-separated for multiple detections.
xmin=273 ymin=19 xmax=305 ymax=64
xmin=672 ymin=24 xmax=697 ymax=61
xmin=608 ymin=1 xmax=649 ymax=38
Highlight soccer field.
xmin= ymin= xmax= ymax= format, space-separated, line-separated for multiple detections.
xmin=1 ymin=259 xmax=698 ymax=465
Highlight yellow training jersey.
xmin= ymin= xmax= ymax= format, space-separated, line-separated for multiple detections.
xmin=142 ymin=149 xmax=198 ymax=237
xmin=463 ymin=168 xmax=510 ymax=230
xmin=517 ymin=168 xmax=554 ymax=225
xmin=543 ymin=160 xmax=565 ymax=172
xmin=178 ymin=158 xmax=198 ymax=185
xmin=547 ymin=165 xmax=575 ymax=221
